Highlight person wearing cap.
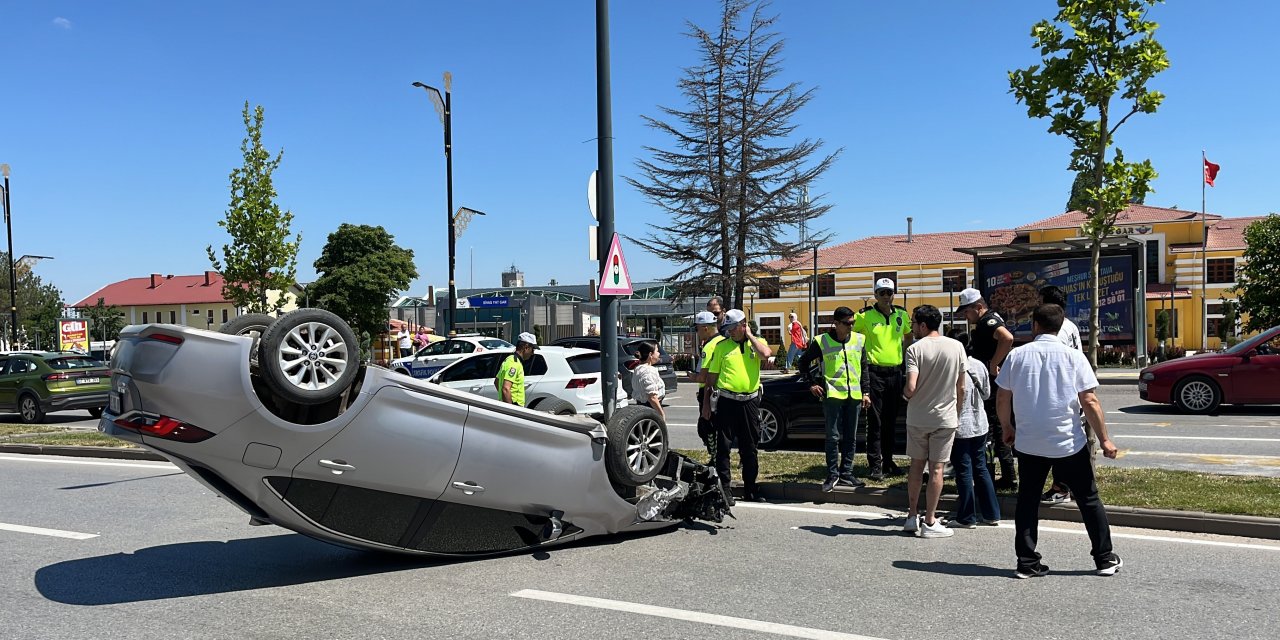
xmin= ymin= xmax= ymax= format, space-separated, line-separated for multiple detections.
xmin=495 ymin=331 xmax=538 ymax=407
xmin=797 ymin=305 xmax=869 ymax=492
xmin=691 ymin=310 xmax=726 ymax=457
xmin=784 ymin=312 xmax=807 ymax=372
xmin=956 ymin=287 xmax=1017 ymax=488
xmin=701 ymin=308 xmax=772 ymax=502
xmin=853 ymin=277 xmax=912 ymax=480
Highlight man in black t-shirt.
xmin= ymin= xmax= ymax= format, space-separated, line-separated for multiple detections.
xmin=956 ymin=288 xmax=1016 ymax=488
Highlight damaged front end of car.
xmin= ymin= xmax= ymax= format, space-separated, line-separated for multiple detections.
xmin=633 ymin=453 xmax=734 ymax=524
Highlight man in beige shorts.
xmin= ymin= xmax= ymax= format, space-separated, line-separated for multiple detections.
xmin=902 ymin=305 xmax=968 ymax=538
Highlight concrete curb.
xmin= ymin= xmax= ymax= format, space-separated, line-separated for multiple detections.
xmin=4 ymin=444 xmax=1274 ymax=540
xmin=1098 ymin=376 xmax=1138 ymax=386
xmin=737 ymin=482 xmax=1280 ymax=541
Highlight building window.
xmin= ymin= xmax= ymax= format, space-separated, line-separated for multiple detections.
xmin=222 ymin=308 xmax=229 ymax=323
xmin=207 ymin=309 xmax=214 ymax=327
xmin=169 ymin=311 xmax=176 ymax=324
xmin=941 ymin=269 xmax=967 ymax=292
xmin=1207 ymin=258 xmax=1235 ymax=284
xmin=758 ymin=277 xmax=780 ymax=299
xmin=1207 ymin=318 xmax=1221 ymax=339
xmin=817 ymin=273 xmax=836 ymax=297
xmin=758 ymin=316 xmax=781 ymax=327
xmin=1145 ymin=240 xmax=1161 ymax=284
xmin=872 ymin=271 xmax=897 ymax=290
xmin=760 ymin=329 xmax=782 ymax=345
xmin=142 ymin=312 xmax=148 ymax=324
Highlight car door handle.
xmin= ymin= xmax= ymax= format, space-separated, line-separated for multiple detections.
xmin=451 ymin=481 xmax=485 ymax=495
xmin=318 ymin=459 xmax=355 ymax=474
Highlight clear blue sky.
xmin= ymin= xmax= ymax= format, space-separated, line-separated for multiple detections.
xmin=5 ymin=1 xmax=1276 ymax=305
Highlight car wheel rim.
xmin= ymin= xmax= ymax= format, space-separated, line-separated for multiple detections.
xmin=625 ymin=418 xmax=664 ymax=476
xmin=277 ymin=321 xmax=350 ymax=391
xmin=759 ymin=408 xmax=778 ymax=444
xmin=21 ymin=399 xmax=35 ymax=421
xmin=1181 ymin=381 xmax=1214 ymax=411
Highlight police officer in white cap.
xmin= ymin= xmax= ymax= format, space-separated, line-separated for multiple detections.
xmin=692 ymin=310 xmax=725 ymax=456
xmin=956 ymin=287 xmax=1017 ymax=488
xmin=495 ymin=331 xmax=538 ymax=407
xmin=853 ymin=277 xmax=912 ymax=480
xmin=702 ymin=309 xmax=772 ymax=502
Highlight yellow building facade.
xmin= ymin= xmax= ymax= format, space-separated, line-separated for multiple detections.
xmin=71 ymin=271 xmax=301 ymax=332
xmin=748 ymin=205 xmax=1260 ymax=356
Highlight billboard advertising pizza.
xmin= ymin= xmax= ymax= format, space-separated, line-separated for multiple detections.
xmin=981 ymin=255 xmax=1135 ymax=342
xmin=59 ymin=318 xmax=92 ymax=353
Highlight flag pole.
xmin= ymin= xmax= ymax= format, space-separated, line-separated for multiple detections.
xmin=1201 ymin=149 xmax=1208 ymax=353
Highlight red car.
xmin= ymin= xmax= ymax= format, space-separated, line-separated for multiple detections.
xmin=1140 ymin=326 xmax=1280 ymax=414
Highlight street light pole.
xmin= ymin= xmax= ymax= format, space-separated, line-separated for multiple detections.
xmin=1 ymin=164 xmax=16 ymax=347
xmin=413 ymin=75 xmax=456 ymax=334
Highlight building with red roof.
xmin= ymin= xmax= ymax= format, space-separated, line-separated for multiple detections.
xmin=70 ymin=271 xmax=299 ymax=329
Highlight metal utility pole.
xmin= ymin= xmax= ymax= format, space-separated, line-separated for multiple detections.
xmin=596 ymin=0 xmax=619 ymax=421
xmin=412 ymin=75 xmax=456 ymax=334
xmin=1 ymin=164 xmax=16 ymax=347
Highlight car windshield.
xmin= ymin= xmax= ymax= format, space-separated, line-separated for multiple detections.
xmin=1224 ymin=327 xmax=1280 ymax=354
xmin=48 ymin=356 xmax=105 ymax=370
xmin=481 ymin=339 xmax=512 ymax=349
xmin=567 ymin=355 xmax=602 ymax=374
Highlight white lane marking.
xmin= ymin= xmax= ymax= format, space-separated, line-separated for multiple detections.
xmin=512 ymin=589 xmax=887 ymax=640
xmin=744 ymin=502 xmax=1280 ymax=551
xmin=1109 ymin=421 xmax=1280 ymax=429
xmin=732 ymin=502 xmax=886 ymax=519
xmin=0 ymin=522 xmax=98 ymax=540
xmin=1112 ymin=435 xmax=1280 ymax=442
xmin=667 ymin=404 xmax=701 ymax=408
xmin=1120 ymin=451 xmax=1280 ymax=461
xmin=667 ymin=422 xmax=698 ymax=428
xmin=0 ymin=455 xmax=177 ymax=470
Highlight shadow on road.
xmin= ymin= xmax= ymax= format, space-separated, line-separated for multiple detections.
xmin=58 ymin=472 xmax=185 ymax=490
xmin=1115 ymin=404 xmax=1280 ymax=418
xmin=798 ymin=524 xmax=904 ymax=538
xmin=892 ymin=560 xmax=1095 ymax=579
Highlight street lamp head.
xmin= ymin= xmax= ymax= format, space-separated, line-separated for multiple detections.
xmin=0 ymin=164 xmax=9 ymax=178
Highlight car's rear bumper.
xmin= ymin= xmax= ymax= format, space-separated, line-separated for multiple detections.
xmin=46 ymin=391 xmax=109 ymax=412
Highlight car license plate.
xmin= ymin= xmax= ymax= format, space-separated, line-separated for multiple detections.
xmin=656 ymin=365 xmax=668 ymax=371
xmin=109 ymin=393 xmax=122 ymax=414
xmin=77 ymin=377 xmax=100 ymax=385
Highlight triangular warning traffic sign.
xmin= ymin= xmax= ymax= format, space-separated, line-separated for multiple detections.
xmin=598 ymin=233 xmax=634 ymax=296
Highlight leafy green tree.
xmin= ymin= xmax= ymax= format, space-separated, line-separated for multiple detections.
xmin=207 ymin=102 xmax=301 ymax=314
xmin=1010 ymin=0 xmax=1169 ymax=366
xmin=1217 ymin=296 xmax=1238 ymax=344
xmin=82 ymin=297 xmax=127 ymax=343
xmin=0 ymin=254 xmax=64 ymax=349
xmin=309 ymin=224 xmax=417 ymax=340
xmin=1235 ymin=214 xmax=1280 ymax=332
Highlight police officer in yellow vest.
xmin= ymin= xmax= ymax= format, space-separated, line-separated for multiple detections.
xmin=495 ymin=332 xmax=537 ymax=406
xmin=853 ymin=277 xmax=912 ymax=480
xmin=798 ymin=306 xmax=870 ymax=492
xmin=691 ymin=311 xmax=725 ymax=456
xmin=701 ymin=309 xmax=772 ymax=503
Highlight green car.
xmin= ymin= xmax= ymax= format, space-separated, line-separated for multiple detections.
xmin=0 ymin=352 xmax=110 ymax=423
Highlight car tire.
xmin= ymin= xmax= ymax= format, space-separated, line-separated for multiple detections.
xmin=757 ymin=400 xmax=787 ymax=450
xmin=257 ymin=308 xmax=360 ymax=406
xmin=536 ymin=398 xmax=577 ymax=416
xmin=604 ymin=405 xmax=669 ymax=487
xmin=219 ymin=313 xmax=276 ymax=370
xmin=18 ymin=393 xmax=45 ymax=424
xmin=88 ymin=407 xmax=104 ymax=419
xmin=1173 ymin=376 xmax=1221 ymax=415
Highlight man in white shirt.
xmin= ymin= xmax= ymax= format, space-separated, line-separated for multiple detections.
xmin=996 ymin=303 xmax=1122 ymax=579
xmin=1039 ymin=285 xmax=1087 ymax=505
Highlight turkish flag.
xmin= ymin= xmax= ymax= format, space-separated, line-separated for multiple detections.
xmin=1204 ymin=158 xmax=1221 ymax=187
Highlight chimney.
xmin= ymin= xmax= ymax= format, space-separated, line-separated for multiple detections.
xmin=428 ymin=285 xmax=435 ymax=302
xmin=149 ymin=274 xmax=162 ymax=288
xmin=589 ymin=279 xmax=597 ymax=302
xmin=907 ymin=217 xmax=914 ymax=243
xmin=204 ymin=270 xmax=217 ymax=286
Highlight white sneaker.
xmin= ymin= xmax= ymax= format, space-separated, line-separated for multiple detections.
xmin=903 ymin=515 xmax=920 ymax=533
xmin=919 ymin=519 xmax=955 ymax=538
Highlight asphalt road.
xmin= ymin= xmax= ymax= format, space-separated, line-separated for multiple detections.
xmin=661 ymin=378 xmax=1280 ymax=477
xmin=2 ymin=453 xmax=1278 ymax=639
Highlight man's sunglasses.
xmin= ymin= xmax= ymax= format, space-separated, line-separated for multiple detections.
xmin=875 ymin=290 xmax=894 ymax=297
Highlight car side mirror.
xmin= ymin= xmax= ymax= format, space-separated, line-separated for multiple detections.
xmin=1241 ymin=349 xmax=1258 ymax=360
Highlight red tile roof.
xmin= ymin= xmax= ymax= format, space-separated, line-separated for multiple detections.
xmin=767 ymin=228 xmax=1018 ymax=270
xmin=71 ymin=272 xmax=232 ymax=308
xmin=1146 ymin=283 xmax=1192 ymax=300
xmin=1017 ymin=204 xmax=1223 ymax=232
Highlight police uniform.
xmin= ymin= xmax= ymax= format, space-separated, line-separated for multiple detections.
xmin=695 ymin=334 xmax=726 ymax=456
xmin=853 ymin=303 xmax=911 ymax=476
xmin=798 ymin=329 xmax=869 ymax=485
xmin=971 ymin=309 xmax=1015 ymax=481
xmin=494 ymin=353 xmax=527 ymax=407
xmin=707 ymin=335 xmax=764 ymax=500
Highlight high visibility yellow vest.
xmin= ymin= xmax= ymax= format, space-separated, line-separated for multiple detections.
xmin=495 ymin=354 xmax=526 ymax=406
xmin=698 ymin=335 xmax=725 ymax=389
xmin=819 ymin=332 xmax=865 ymax=400
xmin=853 ymin=305 xmax=909 ymax=366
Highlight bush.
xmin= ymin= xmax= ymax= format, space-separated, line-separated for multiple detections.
xmin=672 ymin=353 xmax=693 ymax=372
xmin=1147 ymin=346 xmax=1186 ymax=363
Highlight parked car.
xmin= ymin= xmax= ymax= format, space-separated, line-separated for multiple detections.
xmin=1139 ymin=325 xmax=1280 ymax=414
xmin=0 ymin=351 xmax=110 ymax=423
xmin=390 ymin=335 xmax=513 ymax=379
xmin=757 ymin=365 xmax=908 ymax=451
xmin=551 ymin=336 xmax=677 ymax=396
xmin=426 ymin=346 xmax=628 ymax=419
xmin=100 ymin=309 xmax=730 ymax=558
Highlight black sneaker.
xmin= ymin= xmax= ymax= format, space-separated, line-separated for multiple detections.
xmin=821 ymin=476 xmax=837 ymax=493
xmin=867 ymin=470 xmax=886 ymax=482
xmin=720 ymin=483 xmax=736 ymax=507
xmin=886 ymin=466 xmax=907 ymax=477
xmin=1097 ymin=555 xmax=1123 ymax=576
xmin=836 ymin=475 xmax=865 ymax=488
xmin=1015 ymin=563 xmax=1050 ymax=579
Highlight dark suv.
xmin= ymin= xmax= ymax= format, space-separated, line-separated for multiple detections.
xmin=550 ymin=336 xmax=678 ymax=396
xmin=0 ymin=352 xmax=111 ymax=423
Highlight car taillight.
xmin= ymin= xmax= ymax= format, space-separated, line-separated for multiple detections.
xmin=566 ymin=377 xmax=597 ymax=389
xmin=148 ymin=333 xmax=184 ymax=345
xmin=113 ymin=415 xmax=214 ymax=443
xmin=42 ymin=373 xmax=72 ymax=381
xmin=623 ymin=359 xmax=641 ymax=371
